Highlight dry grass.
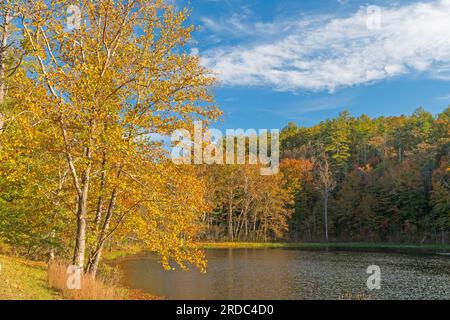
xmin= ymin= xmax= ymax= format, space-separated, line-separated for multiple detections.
xmin=47 ymin=260 xmax=124 ymax=300
xmin=127 ymin=288 xmax=163 ymax=300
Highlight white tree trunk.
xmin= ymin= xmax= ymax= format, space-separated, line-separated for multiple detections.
xmin=0 ymin=9 xmax=11 ymax=132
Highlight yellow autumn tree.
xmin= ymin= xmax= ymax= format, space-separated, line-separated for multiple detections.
xmin=203 ymin=163 xmax=293 ymax=242
xmin=11 ymin=0 xmax=220 ymax=275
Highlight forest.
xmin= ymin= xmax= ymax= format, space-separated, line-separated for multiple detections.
xmin=200 ymin=108 xmax=450 ymax=243
xmin=0 ymin=0 xmax=448 ymax=279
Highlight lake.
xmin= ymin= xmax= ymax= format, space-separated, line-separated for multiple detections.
xmin=114 ymin=248 xmax=450 ymax=300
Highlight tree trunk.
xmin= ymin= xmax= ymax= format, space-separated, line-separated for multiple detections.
xmin=94 ymin=153 xmax=107 ymax=231
xmin=86 ymin=159 xmax=121 ymax=277
xmin=72 ymin=146 xmax=92 ymax=270
xmin=263 ymin=214 xmax=267 ymax=242
xmin=252 ymin=213 xmax=257 ymax=241
xmin=86 ymin=188 xmax=117 ymax=277
xmin=0 ymin=9 xmax=11 ymax=132
xmin=324 ymin=191 xmax=329 ymax=242
xmin=442 ymin=227 xmax=445 ymax=246
xmin=73 ymin=194 xmax=88 ymax=268
xmin=244 ymin=209 xmax=248 ymax=241
xmin=48 ymin=229 xmax=55 ymax=262
xmin=228 ymin=200 xmax=234 ymax=241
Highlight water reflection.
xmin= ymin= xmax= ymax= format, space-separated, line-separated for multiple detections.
xmin=114 ymin=248 xmax=450 ymax=300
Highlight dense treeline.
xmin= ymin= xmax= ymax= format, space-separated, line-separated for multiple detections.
xmin=202 ymin=108 xmax=450 ymax=243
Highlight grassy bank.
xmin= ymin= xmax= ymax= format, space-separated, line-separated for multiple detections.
xmin=0 ymin=254 xmax=160 ymax=300
xmin=102 ymin=244 xmax=143 ymax=261
xmin=0 ymin=254 xmax=60 ymax=300
xmin=198 ymin=242 xmax=450 ymax=251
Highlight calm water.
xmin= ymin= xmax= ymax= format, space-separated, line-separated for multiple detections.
xmin=115 ymin=249 xmax=450 ymax=300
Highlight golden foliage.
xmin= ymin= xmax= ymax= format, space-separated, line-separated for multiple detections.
xmin=2 ymin=0 xmax=220 ymax=271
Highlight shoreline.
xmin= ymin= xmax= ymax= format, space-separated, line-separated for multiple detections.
xmin=105 ymin=242 xmax=450 ymax=263
xmin=198 ymin=241 xmax=450 ymax=249
xmin=198 ymin=242 xmax=450 ymax=254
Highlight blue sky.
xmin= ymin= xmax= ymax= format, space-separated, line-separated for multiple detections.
xmin=176 ymin=0 xmax=450 ymax=130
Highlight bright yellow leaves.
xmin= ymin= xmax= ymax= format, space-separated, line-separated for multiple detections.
xmin=3 ymin=0 xmax=220 ymax=272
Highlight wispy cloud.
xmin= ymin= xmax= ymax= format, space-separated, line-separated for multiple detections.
xmin=435 ymin=94 xmax=450 ymax=100
xmin=201 ymin=0 xmax=450 ymax=92
xmin=199 ymin=6 xmax=300 ymax=39
xmin=261 ymin=93 xmax=353 ymax=121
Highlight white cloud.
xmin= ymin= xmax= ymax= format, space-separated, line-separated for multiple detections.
xmin=435 ymin=94 xmax=450 ymax=100
xmin=190 ymin=47 xmax=199 ymax=56
xmin=201 ymin=0 xmax=450 ymax=92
